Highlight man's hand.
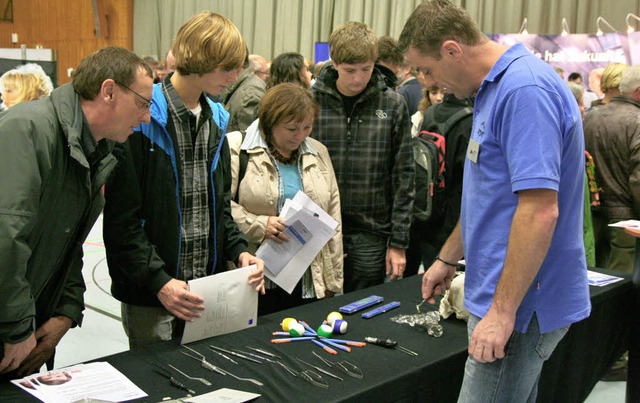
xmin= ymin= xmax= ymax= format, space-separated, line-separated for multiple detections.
xmin=468 ymin=306 xmax=515 ymax=363
xmin=0 ymin=333 xmax=36 ymax=374
xmin=385 ymin=246 xmax=406 ymax=280
xmin=238 ymin=252 xmax=266 ymax=295
xmin=421 ymin=260 xmax=457 ymax=304
xmin=17 ymin=316 xmax=73 ymax=376
xmin=157 ymin=279 xmax=205 ymax=321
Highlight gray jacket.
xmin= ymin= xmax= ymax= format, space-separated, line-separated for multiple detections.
xmin=0 ymin=84 xmax=117 ymax=343
xmin=223 ymin=69 xmax=266 ymax=133
xmin=584 ymin=95 xmax=640 ymax=219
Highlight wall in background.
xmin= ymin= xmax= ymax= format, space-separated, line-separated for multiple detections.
xmin=0 ymin=0 xmax=133 ymax=85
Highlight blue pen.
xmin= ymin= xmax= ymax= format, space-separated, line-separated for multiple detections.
xmin=325 ymin=338 xmax=367 ymax=347
xmin=312 ymin=338 xmax=338 ymax=355
xmin=272 ymin=331 xmax=315 ymax=337
xmin=299 ymin=321 xmax=318 ymax=335
xmin=319 ymin=338 xmax=351 ymax=353
xmin=272 ymin=336 xmax=316 ymax=344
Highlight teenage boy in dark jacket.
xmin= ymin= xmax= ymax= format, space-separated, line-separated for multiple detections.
xmin=0 ymin=47 xmax=153 ymax=376
xmin=311 ymin=22 xmax=415 ymax=292
xmin=104 ymin=12 xmax=264 ymax=349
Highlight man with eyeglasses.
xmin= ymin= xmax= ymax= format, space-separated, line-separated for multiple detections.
xmin=0 ymin=46 xmax=153 ymax=379
xmin=103 ymin=11 xmax=265 ymax=349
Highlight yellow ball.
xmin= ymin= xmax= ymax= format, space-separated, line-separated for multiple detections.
xmin=326 ymin=311 xmax=343 ymax=326
xmin=281 ymin=317 xmax=297 ymax=332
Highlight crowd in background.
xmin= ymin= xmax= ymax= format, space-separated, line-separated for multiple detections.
xmin=0 ymin=0 xmax=637 ymax=397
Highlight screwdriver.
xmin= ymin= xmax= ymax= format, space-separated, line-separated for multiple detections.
xmin=364 ymin=336 xmax=418 ymax=356
xmin=153 ymin=367 xmax=196 ymax=395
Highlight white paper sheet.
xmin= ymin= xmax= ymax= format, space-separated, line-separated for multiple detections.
xmin=256 ymin=191 xmax=337 ymax=294
xmin=183 ymin=388 xmax=261 ymax=402
xmin=587 ymin=270 xmax=625 ymax=287
xmin=608 ymin=219 xmax=640 ymax=229
xmin=181 ymin=265 xmax=258 ymax=344
xmin=259 ymin=219 xmax=313 ymax=276
xmin=11 ymin=362 xmax=147 ymax=403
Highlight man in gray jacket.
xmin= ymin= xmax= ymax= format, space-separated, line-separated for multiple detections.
xmin=0 ymin=47 xmax=153 ymax=378
xmin=584 ymin=65 xmax=640 ymax=273
xmin=223 ymin=54 xmax=268 ymax=132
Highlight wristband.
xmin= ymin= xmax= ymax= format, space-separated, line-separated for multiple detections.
xmin=435 ymin=256 xmax=458 ymax=267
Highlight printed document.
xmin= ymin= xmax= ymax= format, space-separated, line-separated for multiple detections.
xmin=182 ymin=265 xmax=258 ymax=344
xmin=256 ymin=191 xmax=338 ymax=293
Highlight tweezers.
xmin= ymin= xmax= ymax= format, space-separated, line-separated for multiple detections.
xmin=209 ymin=345 xmax=262 ymax=364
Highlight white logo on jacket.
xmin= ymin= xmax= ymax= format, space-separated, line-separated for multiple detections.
xmin=375 ymin=109 xmax=387 ymax=119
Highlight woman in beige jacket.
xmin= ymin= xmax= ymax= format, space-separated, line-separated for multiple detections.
xmin=228 ymin=83 xmax=343 ymax=315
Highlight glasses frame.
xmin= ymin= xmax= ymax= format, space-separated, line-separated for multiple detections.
xmin=116 ymin=82 xmax=152 ymax=110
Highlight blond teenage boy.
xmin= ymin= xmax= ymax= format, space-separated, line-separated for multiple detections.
xmin=104 ymin=12 xmax=264 ymax=348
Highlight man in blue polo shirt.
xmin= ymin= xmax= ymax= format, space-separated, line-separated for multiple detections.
xmin=399 ymin=1 xmax=591 ymax=401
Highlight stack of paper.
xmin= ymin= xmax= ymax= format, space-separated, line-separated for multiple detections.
xmin=11 ymin=362 xmax=147 ymax=403
xmin=256 ymin=191 xmax=338 ymax=294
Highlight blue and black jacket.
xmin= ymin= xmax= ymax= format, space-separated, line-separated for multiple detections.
xmin=104 ymin=84 xmax=248 ymax=307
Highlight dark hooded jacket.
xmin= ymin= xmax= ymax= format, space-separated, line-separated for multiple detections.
xmin=311 ymin=64 xmax=415 ymax=248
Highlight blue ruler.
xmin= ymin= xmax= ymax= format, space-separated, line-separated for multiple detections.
xmin=362 ymin=301 xmax=401 ymax=319
xmin=338 ymin=295 xmax=384 ymax=314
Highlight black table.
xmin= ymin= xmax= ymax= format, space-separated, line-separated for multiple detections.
xmin=0 ymin=270 xmax=632 ymax=403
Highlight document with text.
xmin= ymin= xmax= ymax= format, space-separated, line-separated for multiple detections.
xmin=256 ymin=191 xmax=338 ymax=294
xmin=182 ymin=264 xmax=259 ymax=344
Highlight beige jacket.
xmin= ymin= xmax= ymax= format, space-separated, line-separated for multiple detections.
xmin=227 ymin=122 xmax=343 ymax=297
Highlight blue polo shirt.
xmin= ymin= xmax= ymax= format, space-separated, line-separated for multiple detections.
xmin=461 ymin=43 xmax=591 ymax=333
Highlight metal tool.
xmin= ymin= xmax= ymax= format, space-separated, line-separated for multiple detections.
xmin=416 ymin=299 xmax=427 ymax=313
xmin=207 ymin=346 xmax=238 ymax=364
xmin=245 ymin=346 xmax=281 ymax=359
xmin=168 ymin=364 xmax=212 ymax=386
xmin=209 ymin=345 xmax=262 ymax=364
xmin=235 ymin=349 xmax=277 ymax=363
xmin=300 ymin=369 xmax=329 ymax=389
xmin=182 ymin=346 xmax=263 ymax=387
xmin=364 ymin=336 xmax=419 ymax=357
xmin=216 ymin=366 xmax=264 ymax=387
xmin=153 ymin=365 xmax=196 ymax=395
xmin=276 ymin=361 xmax=298 ymax=377
xmin=181 ymin=346 xmax=226 ymax=375
xmin=296 ymin=357 xmax=343 ymax=381
xmin=395 ymin=345 xmax=419 ymax=356
xmin=312 ymin=351 xmax=363 ymax=379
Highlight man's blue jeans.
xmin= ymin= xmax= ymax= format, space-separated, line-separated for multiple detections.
xmin=343 ymin=231 xmax=387 ymax=292
xmin=458 ymin=313 xmax=569 ymax=403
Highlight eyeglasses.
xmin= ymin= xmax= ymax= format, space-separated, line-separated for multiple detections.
xmin=117 ymin=83 xmax=152 ymax=110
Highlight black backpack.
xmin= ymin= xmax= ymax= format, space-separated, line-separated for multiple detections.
xmin=413 ymin=105 xmax=473 ymax=222
xmin=234 ymin=130 xmax=249 ymax=203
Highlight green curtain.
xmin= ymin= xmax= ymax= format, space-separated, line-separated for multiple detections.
xmin=133 ymin=0 xmax=640 ymax=62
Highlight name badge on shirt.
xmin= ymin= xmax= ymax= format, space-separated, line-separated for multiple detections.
xmin=467 ymin=138 xmax=480 ymax=163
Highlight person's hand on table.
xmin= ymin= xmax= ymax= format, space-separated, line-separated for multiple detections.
xmin=17 ymin=316 xmax=73 ymax=376
xmin=0 ymin=334 xmax=36 ymax=374
xmin=421 ymin=260 xmax=456 ymax=304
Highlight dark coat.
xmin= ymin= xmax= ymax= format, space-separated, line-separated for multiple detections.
xmin=104 ymin=84 xmax=248 ymax=307
xmin=0 ymin=84 xmax=117 ymax=343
